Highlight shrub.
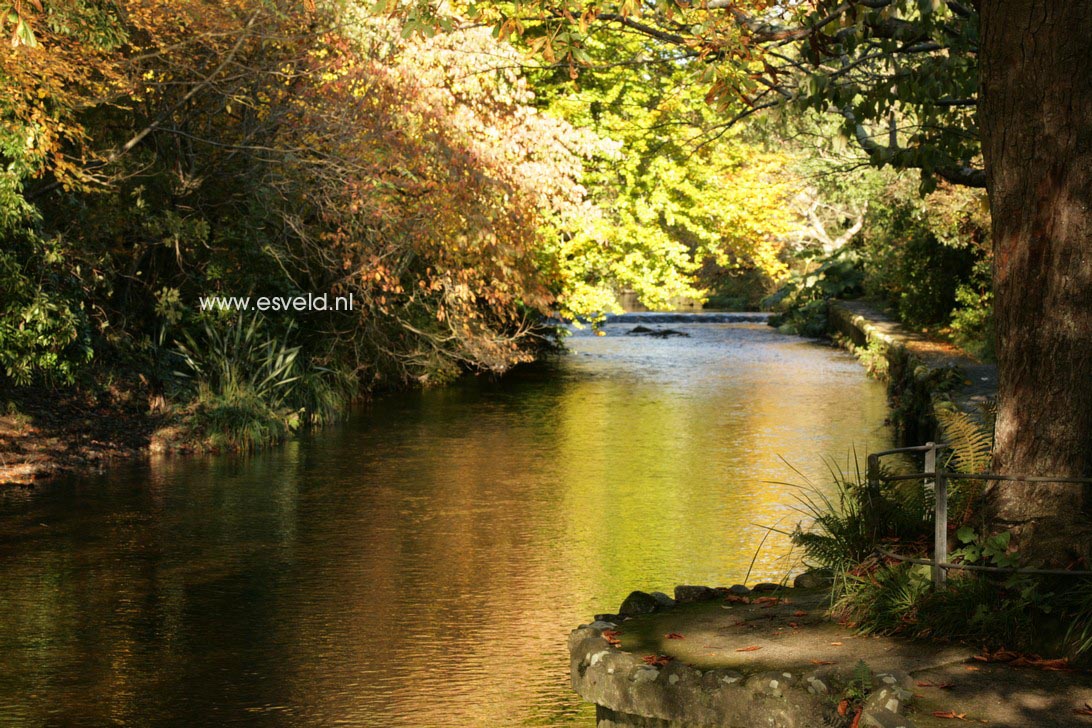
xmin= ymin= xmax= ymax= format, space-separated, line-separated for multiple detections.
xmin=789 ymin=444 xmax=1092 ymax=659
xmin=764 ymin=248 xmax=864 ymax=336
xmin=0 ymin=234 xmax=93 ymax=387
xmin=860 ymin=199 xmax=978 ymax=328
xmin=168 ymin=315 xmax=351 ymax=450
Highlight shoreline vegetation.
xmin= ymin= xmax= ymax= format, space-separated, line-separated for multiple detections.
xmin=1 ymin=300 xmax=983 ymax=485
xmin=3 ymin=3 xmax=995 ymax=491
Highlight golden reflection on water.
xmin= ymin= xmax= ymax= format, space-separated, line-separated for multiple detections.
xmin=0 ymin=323 xmax=892 ymax=727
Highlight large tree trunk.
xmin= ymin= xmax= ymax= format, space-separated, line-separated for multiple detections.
xmin=979 ymin=2 xmax=1092 ymax=566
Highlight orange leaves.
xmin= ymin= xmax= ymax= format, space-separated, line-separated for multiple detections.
xmin=931 ymin=710 xmax=968 ymax=720
xmin=809 ymin=659 xmax=834 ymax=665
xmin=735 ymin=645 xmax=762 ymax=652
xmin=837 ymin=699 xmax=862 ymax=726
xmin=665 ymin=633 xmax=684 ymax=640
xmin=601 ymin=629 xmax=622 ymax=648
xmin=1074 ymin=703 xmax=1092 ymax=716
xmin=642 ymin=655 xmax=672 ymax=666
xmin=755 ymin=595 xmax=788 ymax=607
xmin=974 ymin=648 xmax=1072 ymax=671
xmin=726 ymin=594 xmax=789 ymax=607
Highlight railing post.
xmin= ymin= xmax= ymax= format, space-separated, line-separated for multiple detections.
xmin=867 ymin=453 xmax=879 ymax=488
xmin=933 ymin=452 xmax=948 ymax=587
xmin=923 ymin=441 xmax=936 ymax=491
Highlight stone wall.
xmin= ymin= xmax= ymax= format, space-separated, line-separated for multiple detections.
xmin=827 ymin=300 xmax=996 ymax=446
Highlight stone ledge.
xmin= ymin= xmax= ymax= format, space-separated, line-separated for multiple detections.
xmin=570 ymin=577 xmax=952 ymax=728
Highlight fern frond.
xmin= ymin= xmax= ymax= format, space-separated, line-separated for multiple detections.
xmin=935 ymin=405 xmax=994 ymax=474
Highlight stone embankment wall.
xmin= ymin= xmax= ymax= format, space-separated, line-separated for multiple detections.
xmin=827 ymin=300 xmax=996 ymax=445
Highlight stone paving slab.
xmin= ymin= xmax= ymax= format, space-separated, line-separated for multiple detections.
xmin=614 ymin=591 xmax=970 ymax=676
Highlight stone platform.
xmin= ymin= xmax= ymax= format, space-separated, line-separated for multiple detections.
xmin=571 ymin=581 xmax=1092 ymax=727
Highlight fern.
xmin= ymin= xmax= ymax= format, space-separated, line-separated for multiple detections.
xmin=935 ymin=405 xmax=993 ymax=474
xmin=935 ymin=404 xmax=995 ymax=525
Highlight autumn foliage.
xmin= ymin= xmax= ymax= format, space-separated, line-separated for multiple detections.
xmin=0 ymin=0 xmax=800 ymax=445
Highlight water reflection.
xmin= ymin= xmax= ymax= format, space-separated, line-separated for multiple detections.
xmin=0 ymin=323 xmax=891 ymax=726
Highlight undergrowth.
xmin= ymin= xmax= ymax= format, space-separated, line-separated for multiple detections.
xmin=785 ymin=432 xmax=1092 ymax=661
xmin=167 ymin=315 xmax=354 ymax=451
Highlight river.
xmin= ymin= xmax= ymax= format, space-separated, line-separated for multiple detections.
xmin=0 ymin=319 xmax=892 ymax=726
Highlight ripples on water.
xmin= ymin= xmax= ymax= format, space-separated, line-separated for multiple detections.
xmin=0 ymin=322 xmax=892 ymax=726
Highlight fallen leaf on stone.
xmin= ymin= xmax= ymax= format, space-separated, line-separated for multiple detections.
xmin=1013 ymin=656 xmax=1071 ymax=671
xmin=725 ymin=595 xmax=752 ymax=604
xmin=932 ymin=710 xmax=967 ymax=719
xmin=830 ymin=641 xmax=844 ymax=646
xmin=837 ymin=699 xmax=849 ymax=716
xmin=974 ymin=648 xmax=1070 ymax=671
xmin=755 ymin=596 xmax=787 ymax=607
xmin=965 ymin=666 xmax=980 ymax=671
xmin=850 ymin=708 xmax=863 ymax=728
xmin=974 ymin=648 xmax=1017 ymax=662
xmin=665 ymin=633 xmax=684 ymax=640
xmin=642 ymin=655 xmax=672 ymax=666
xmin=793 ymin=610 xmax=808 ymax=617
xmin=788 ymin=621 xmax=799 ymax=628
xmin=1074 ymin=703 xmax=1092 ymax=716
xmin=735 ymin=645 xmax=762 ymax=652
xmin=809 ymin=660 xmax=835 ymax=665
xmin=601 ymin=629 xmax=622 ymax=648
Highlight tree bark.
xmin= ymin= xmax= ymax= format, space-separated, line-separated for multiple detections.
xmin=979 ymin=2 xmax=1092 ymax=565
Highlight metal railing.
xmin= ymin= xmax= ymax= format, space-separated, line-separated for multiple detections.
xmin=867 ymin=442 xmax=1092 ymax=586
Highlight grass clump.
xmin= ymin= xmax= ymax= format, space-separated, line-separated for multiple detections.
xmin=167 ymin=315 xmax=353 ymax=451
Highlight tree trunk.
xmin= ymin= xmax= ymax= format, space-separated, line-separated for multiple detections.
xmin=979 ymin=2 xmax=1092 ymax=565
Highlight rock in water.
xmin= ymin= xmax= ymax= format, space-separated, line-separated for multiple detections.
xmin=625 ymin=326 xmax=690 ymax=338
xmin=793 ymin=569 xmax=834 ymax=590
xmin=674 ymin=585 xmax=718 ymax=603
xmin=650 ymin=591 xmax=676 ymax=609
xmin=619 ymin=590 xmax=661 ymax=616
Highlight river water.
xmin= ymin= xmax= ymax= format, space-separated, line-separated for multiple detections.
xmin=0 ymin=320 xmax=892 ymax=726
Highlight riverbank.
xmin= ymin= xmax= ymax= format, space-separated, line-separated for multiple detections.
xmin=571 ymin=582 xmax=1092 ymax=727
xmin=3 ymin=301 xmax=975 ymax=486
xmin=827 ymin=299 xmax=997 ymax=444
xmin=0 ymin=384 xmax=166 ymax=485
xmin=0 ymin=313 xmax=772 ymax=486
